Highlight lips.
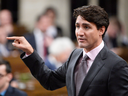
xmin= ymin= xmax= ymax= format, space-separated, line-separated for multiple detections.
xmin=78 ymin=37 xmax=86 ymax=42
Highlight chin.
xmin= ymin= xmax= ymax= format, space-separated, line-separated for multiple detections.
xmin=78 ymin=43 xmax=87 ymax=48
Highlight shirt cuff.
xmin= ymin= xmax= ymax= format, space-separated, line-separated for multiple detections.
xmin=22 ymin=53 xmax=31 ymax=59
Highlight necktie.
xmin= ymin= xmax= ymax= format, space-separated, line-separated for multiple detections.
xmin=43 ymin=35 xmax=47 ymax=59
xmin=75 ymin=55 xmax=88 ymax=96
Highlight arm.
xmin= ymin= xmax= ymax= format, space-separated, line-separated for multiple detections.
xmin=21 ymin=50 xmax=68 ymax=90
xmin=108 ymin=60 xmax=128 ymax=96
xmin=7 ymin=36 xmax=68 ymax=90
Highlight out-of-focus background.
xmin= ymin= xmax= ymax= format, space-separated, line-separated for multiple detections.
xmin=0 ymin=0 xmax=128 ymax=96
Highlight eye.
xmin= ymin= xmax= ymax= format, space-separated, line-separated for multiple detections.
xmin=84 ymin=26 xmax=89 ymax=29
xmin=75 ymin=25 xmax=79 ymax=28
xmin=0 ymin=74 xmax=3 ymax=78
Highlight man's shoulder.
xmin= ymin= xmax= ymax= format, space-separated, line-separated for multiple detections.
xmin=73 ymin=48 xmax=83 ymax=53
xmin=103 ymin=46 xmax=127 ymax=66
xmin=107 ymin=48 xmax=124 ymax=60
xmin=68 ymin=48 xmax=83 ymax=61
xmin=13 ymin=87 xmax=27 ymax=95
xmin=6 ymin=85 xmax=27 ymax=96
xmin=24 ymin=32 xmax=35 ymax=40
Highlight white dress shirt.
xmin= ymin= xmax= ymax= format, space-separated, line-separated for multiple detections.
xmin=83 ymin=41 xmax=104 ymax=73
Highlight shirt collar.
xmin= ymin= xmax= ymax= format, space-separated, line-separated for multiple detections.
xmin=34 ymin=28 xmax=43 ymax=36
xmin=83 ymin=41 xmax=104 ymax=60
xmin=0 ymin=89 xmax=7 ymax=96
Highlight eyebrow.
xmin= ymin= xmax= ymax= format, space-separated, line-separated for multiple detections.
xmin=75 ymin=22 xmax=91 ymax=26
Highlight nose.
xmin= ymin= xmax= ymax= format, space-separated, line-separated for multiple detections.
xmin=76 ymin=27 xmax=84 ymax=36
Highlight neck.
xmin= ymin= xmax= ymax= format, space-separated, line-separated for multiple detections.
xmin=84 ymin=39 xmax=103 ymax=53
xmin=0 ymin=83 xmax=9 ymax=93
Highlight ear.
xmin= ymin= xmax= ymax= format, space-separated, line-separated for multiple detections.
xmin=99 ymin=26 xmax=105 ymax=36
xmin=7 ymin=73 xmax=13 ymax=82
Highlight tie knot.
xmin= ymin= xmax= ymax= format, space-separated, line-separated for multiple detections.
xmin=82 ymin=55 xmax=88 ymax=61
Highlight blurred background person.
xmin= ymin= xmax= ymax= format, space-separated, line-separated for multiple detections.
xmin=0 ymin=10 xmax=14 ymax=53
xmin=44 ymin=7 xmax=63 ymax=37
xmin=0 ymin=25 xmax=20 ymax=58
xmin=0 ymin=26 xmax=10 ymax=57
xmin=45 ymin=37 xmax=75 ymax=70
xmin=25 ymin=14 xmax=55 ymax=60
xmin=0 ymin=60 xmax=27 ymax=96
xmin=0 ymin=9 xmax=28 ymax=54
xmin=103 ymin=16 xmax=128 ymax=49
xmin=0 ymin=9 xmax=28 ymax=36
xmin=0 ymin=10 xmax=13 ymax=35
xmin=9 ymin=77 xmax=19 ymax=89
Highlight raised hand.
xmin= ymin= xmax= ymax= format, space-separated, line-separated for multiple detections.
xmin=7 ymin=36 xmax=34 ymax=55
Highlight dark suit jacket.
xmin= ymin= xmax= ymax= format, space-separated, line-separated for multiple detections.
xmin=21 ymin=45 xmax=128 ymax=96
xmin=24 ymin=33 xmax=37 ymax=50
xmin=5 ymin=85 xmax=27 ymax=96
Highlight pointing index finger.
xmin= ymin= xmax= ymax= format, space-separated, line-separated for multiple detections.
xmin=6 ymin=36 xmax=20 ymax=40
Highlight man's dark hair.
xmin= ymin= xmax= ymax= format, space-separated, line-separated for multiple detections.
xmin=36 ymin=7 xmax=57 ymax=22
xmin=44 ymin=7 xmax=57 ymax=16
xmin=36 ymin=14 xmax=45 ymax=22
xmin=0 ymin=60 xmax=11 ymax=73
xmin=73 ymin=5 xmax=109 ymax=38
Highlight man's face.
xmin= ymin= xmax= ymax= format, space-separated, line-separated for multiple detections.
xmin=0 ymin=65 xmax=10 ymax=92
xmin=37 ymin=15 xmax=52 ymax=32
xmin=0 ymin=10 xmax=12 ymax=25
xmin=75 ymin=15 xmax=104 ymax=52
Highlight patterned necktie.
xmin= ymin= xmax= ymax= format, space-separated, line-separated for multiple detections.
xmin=43 ymin=35 xmax=47 ymax=59
xmin=75 ymin=55 xmax=88 ymax=96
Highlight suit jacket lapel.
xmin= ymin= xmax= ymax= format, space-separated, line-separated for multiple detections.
xmin=66 ymin=48 xmax=83 ymax=96
xmin=78 ymin=46 xmax=108 ymax=96
xmin=5 ymin=85 xmax=13 ymax=96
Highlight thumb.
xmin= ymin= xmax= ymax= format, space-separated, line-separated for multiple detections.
xmin=12 ymin=42 xmax=21 ymax=48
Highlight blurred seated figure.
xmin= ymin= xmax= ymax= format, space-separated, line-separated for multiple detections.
xmin=45 ymin=37 xmax=75 ymax=70
xmin=44 ymin=7 xmax=63 ymax=37
xmin=0 ymin=9 xmax=28 ymax=36
xmin=0 ymin=9 xmax=13 ymax=36
xmin=0 ymin=9 xmax=28 ymax=53
xmin=0 ymin=26 xmax=10 ymax=57
xmin=10 ymin=78 xmax=18 ymax=88
xmin=104 ymin=16 xmax=128 ymax=49
xmin=0 ymin=26 xmax=20 ymax=58
xmin=0 ymin=60 xmax=27 ymax=96
xmin=25 ymin=14 xmax=56 ymax=59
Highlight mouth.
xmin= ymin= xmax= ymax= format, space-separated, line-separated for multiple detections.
xmin=78 ymin=38 xmax=86 ymax=42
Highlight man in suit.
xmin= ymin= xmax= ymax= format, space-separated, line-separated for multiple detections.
xmin=0 ymin=60 xmax=27 ymax=96
xmin=7 ymin=5 xmax=128 ymax=96
xmin=25 ymin=14 xmax=56 ymax=59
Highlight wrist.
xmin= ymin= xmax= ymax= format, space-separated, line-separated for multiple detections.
xmin=26 ymin=47 xmax=34 ymax=55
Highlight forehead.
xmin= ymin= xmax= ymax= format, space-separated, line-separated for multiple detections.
xmin=39 ymin=16 xmax=51 ymax=22
xmin=0 ymin=65 xmax=6 ymax=74
xmin=76 ymin=15 xmax=89 ymax=23
xmin=75 ymin=15 xmax=96 ymax=26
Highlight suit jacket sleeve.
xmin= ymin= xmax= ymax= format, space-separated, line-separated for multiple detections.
xmin=20 ymin=50 xmax=73 ymax=90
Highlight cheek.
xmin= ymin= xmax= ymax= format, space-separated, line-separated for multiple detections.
xmin=0 ymin=78 xmax=6 ymax=85
xmin=75 ymin=30 xmax=78 ymax=37
xmin=87 ymin=33 xmax=97 ymax=42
